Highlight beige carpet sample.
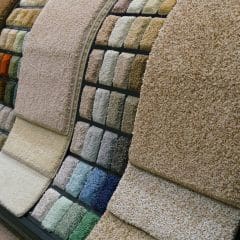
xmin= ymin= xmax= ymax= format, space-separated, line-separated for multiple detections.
xmin=127 ymin=0 xmax=148 ymax=14
xmin=142 ymin=0 xmax=162 ymax=14
xmin=129 ymin=0 xmax=240 ymax=208
xmin=87 ymin=212 xmax=155 ymax=240
xmin=158 ymin=0 xmax=177 ymax=15
xmin=109 ymin=164 xmax=240 ymax=240
xmin=15 ymin=0 xmax=117 ymax=135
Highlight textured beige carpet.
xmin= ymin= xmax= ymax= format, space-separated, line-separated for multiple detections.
xmin=108 ymin=164 xmax=240 ymax=240
xmin=129 ymin=0 xmax=240 ymax=208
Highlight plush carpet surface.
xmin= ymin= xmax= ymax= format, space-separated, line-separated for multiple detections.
xmin=87 ymin=212 xmax=155 ymax=240
xmin=3 ymin=117 xmax=68 ymax=178
xmin=0 ymin=152 xmax=50 ymax=217
xmin=129 ymin=0 xmax=240 ymax=208
xmin=15 ymin=0 xmax=117 ymax=135
xmin=109 ymin=164 xmax=240 ymax=240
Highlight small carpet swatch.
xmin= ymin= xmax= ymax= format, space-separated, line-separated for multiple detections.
xmin=31 ymin=188 xmax=60 ymax=223
xmin=4 ymin=80 xmax=16 ymax=107
xmin=112 ymin=0 xmax=131 ymax=14
xmin=81 ymin=126 xmax=103 ymax=163
xmin=69 ymin=212 xmax=99 ymax=240
xmin=4 ymin=29 xmax=17 ymax=50
xmin=3 ymin=108 xmax=15 ymax=131
xmin=0 ymin=0 xmax=17 ymax=29
xmin=0 ymin=106 xmax=12 ymax=129
xmin=96 ymin=131 xmax=118 ymax=169
xmin=99 ymin=50 xmax=119 ymax=86
xmin=127 ymin=0 xmax=148 ymax=14
xmin=108 ymin=16 xmax=135 ymax=48
xmin=0 ymin=29 xmax=10 ymax=48
xmin=8 ymin=56 xmax=20 ymax=79
xmin=42 ymin=196 xmax=73 ymax=232
xmin=0 ymin=79 xmax=5 ymax=101
xmin=142 ymin=0 xmax=163 ymax=14
xmin=85 ymin=50 xmax=104 ymax=84
xmin=92 ymin=88 xmax=110 ymax=125
xmin=70 ymin=121 xmax=90 ymax=156
xmin=158 ymin=0 xmax=177 ymax=15
xmin=53 ymin=156 xmax=79 ymax=190
xmin=0 ymin=54 xmax=12 ymax=77
xmin=0 ymin=133 xmax=7 ymax=149
xmin=66 ymin=161 xmax=93 ymax=198
xmin=109 ymin=164 xmax=240 ymax=240
xmin=20 ymin=0 xmax=48 ymax=7
xmin=55 ymin=203 xmax=87 ymax=240
xmin=12 ymin=30 xmax=26 ymax=53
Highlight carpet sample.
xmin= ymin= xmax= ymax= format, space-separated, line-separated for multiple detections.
xmin=55 ymin=203 xmax=87 ymax=240
xmin=96 ymin=15 xmax=119 ymax=46
xmin=12 ymin=30 xmax=26 ymax=53
xmin=0 ymin=80 xmax=6 ymax=101
xmin=0 ymin=29 xmax=11 ymax=49
xmin=124 ymin=17 xmax=151 ymax=49
xmin=142 ymin=0 xmax=163 ymax=14
xmin=93 ymin=174 xmax=120 ymax=213
xmin=53 ymin=156 xmax=79 ymax=190
xmin=31 ymin=188 xmax=60 ymax=222
xmin=3 ymin=108 xmax=15 ymax=131
xmin=79 ymin=86 xmax=96 ymax=120
xmin=8 ymin=56 xmax=20 ymax=78
xmin=0 ymin=152 xmax=50 ymax=217
xmin=111 ymin=136 xmax=130 ymax=175
xmin=85 ymin=50 xmax=104 ymax=84
xmin=112 ymin=53 xmax=135 ymax=90
xmin=0 ymin=0 xmax=17 ymax=29
xmin=92 ymin=88 xmax=110 ymax=124
xmin=70 ymin=121 xmax=90 ymax=155
xmin=96 ymin=131 xmax=118 ymax=169
xmin=128 ymin=54 xmax=148 ymax=92
xmin=140 ymin=18 xmax=164 ymax=51
xmin=4 ymin=8 xmax=20 ymax=26
xmin=108 ymin=16 xmax=135 ymax=48
xmin=4 ymin=81 xmax=16 ymax=107
xmin=12 ymin=82 xmax=17 ymax=106
xmin=79 ymin=168 xmax=108 ymax=208
xmin=121 ymin=96 xmax=139 ymax=134
xmin=0 ymin=54 xmax=12 ymax=77
xmin=109 ymin=164 xmax=240 ymax=240
xmin=127 ymin=0 xmax=148 ymax=14
xmin=0 ymin=106 xmax=12 ymax=129
xmin=158 ymin=0 xmax=177 ymax=15
xmin=69 ymin=212 xmax=99 ymax=240
xmin=42 ymin=197 xmax=73 ymax=232
xmin=16 ymin=0 xmax=116 ymax=135
xmin=66 ymin=161 xmax=93 ymax=198
xmin=3 ymin=117 xmax=68 ymax=178
xmin=99 ymin=50 xmax=119 ymax=86
xmin=112 ymin=0 xmax=131 ymax=14
xmin=87 ymin=212 xmax=155 ymax=240
xmin=20 ymin=0 xmax=48 ymax=7
xmin=81 ymin=126 xmax=103 ymax=163
xmin=5 ymin=29 xmax=17 ymax=50
xmin=130 ymin=0 xmax=240 ymax=208
xmin=106 ymin=92 xmax=125 ymax=130
xmin=0 ymin=133 xmax=7 ymax=149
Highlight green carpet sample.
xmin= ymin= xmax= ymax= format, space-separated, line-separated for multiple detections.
xmin=12 ymin=30 xmax=27 ymax=53
xmin=112 ymin=0 xmax=131 ymax=14
xmin=69 ymin=212 xmax=100 ymax=240
xmin=4 ymin=81 xmax=16 ymax=107
xmin=8 ymin=56 xmax=21 ymax=79
xmin=0 ymin=133 xmax=7 ymax=150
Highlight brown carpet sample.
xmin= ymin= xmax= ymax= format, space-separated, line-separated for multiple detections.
xmin=158 ymin=0 xmax=177 ymax=15
xmin=0 ymin=0 xmax=17 ymax=29
xmin=130 ymin=0 xmax=240 ymax=208
xmin=112 ymin=0 xmax=131 ymax=13
xmin=96 ymin=15 xmax=119 ymax=46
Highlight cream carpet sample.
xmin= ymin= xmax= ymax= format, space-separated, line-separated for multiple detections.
xmin=108 ymin=164 xmax=240 ymax=240
xmin=129 ymin=0 xmax=240 ymax=208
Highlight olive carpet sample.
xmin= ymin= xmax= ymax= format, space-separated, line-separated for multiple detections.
xmin=158 ymin=0 xmax=177 ymax=15
xmin=142 ymin=0 xmax=162 ymax=14
xmin=108 ymin=164 xmax=240 ymax=240
xmin=129 ymin=0 xmax=240 ymax=208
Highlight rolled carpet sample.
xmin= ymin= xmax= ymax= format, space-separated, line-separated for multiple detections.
xmin=0 ymin=152 xmax=50 ymax=217
xmin=12 ymin=30 xmax=27 ymax=53
xmin=124 ymin=17 xmax=151 ymax=49
xmin=80 ymin=126 xmax=103 ymax=163
xmin=0 ymin=29 xmax=11 ymax=49
xmin=0 ymin=106 xmax=12 ymax=129
xmin=69 ymin=212 xmax=100 ymax=240
xmin=99 ymin=50 xmax=119 ymax=86
xmin=130 ymin=0 xmax=240 ymax=208
xmin=3 ymin=108 xmax=15 ymax=131
xmin=142 ymin=0 xmax=163 ymax=14
xmin=0 ymin=133 xmax=7 ymax=149
xmin=96 ymin=131 xmax=118 ymax=169
xmin=2 ymin=117 xmax=68 ymax=178
xmin=158 ymin=0 xmax=177 ymax=15
xmin=108 ymin=16 xmax=135 ymax=48
xmin=85 ymin=50 xmax=104 ymax=84
xmin=128 ymin=54 xmax=148 ymax=92
xmin=31 ymin=188 xmax=60 ymax=222
xmin=140 ymin=18 xmax=164 ymax=51
xmin=121 ymin=96 xmax=139 ymax=134
xmin=127 ymin=0 xmax=148 ymax=14
xmin=112 ymin=0 xmax=131 ymax=14
xmin=4 ymin=80 xmax=16 ymax=107
xmin=113 ymin=53 xmax=135 ymax=90
xmin=53 ymin=156 xmax=79 ymax=190
xmin=5 ymin=29 xmax=17 ymax=51
xmin=86 ymin=212 xmax=155 ymax=240
xmin=70 ymin=121 xmax=90 ymax=155
xmin=8 ymin=56 xmax=21 ymax=78
xmin=106 ymin=92 xmax=125 ymax=130
xmin=66 ymin=161 xmax=93 ymax=198
xmin=0 ymin=54 xmax=12 ymax=77
xmin=55 ymin=203 xmax=87 ymax=240
xmin=42 ymin=197 xmax=73 ymax=232
xmin=92 ymin=88 xmax=110 ymax=125
xmin=20 ymin=0 xmax=48 ymax=7
xmin=79 ymin=168 xmax=108 ymax=208
xmin=0 ymin=0 xmax=17 ymax=29
xmin=109 ymin=164 xmax=240 ymax=240
xmin=111 ymin=136 xmax=131 ymax=175
xmin=95 ymin=15 xmax=119 ymax=46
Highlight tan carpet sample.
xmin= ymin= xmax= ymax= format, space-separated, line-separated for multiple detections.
xmin=108 ymin=164 xmax=240 ymax=240
xmin=0 ymin=0 xmax=17 ymax=29
xmin=129 ymin=0 xmax=240 ymax=208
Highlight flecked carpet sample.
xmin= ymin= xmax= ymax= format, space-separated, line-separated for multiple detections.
xmin=0 ymin=0 xmax=17 ymax=29
xmin=129 ymin=0 xmax=240 ymax=208
xmin=109 ymin=164 xmax=240 ymax=240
